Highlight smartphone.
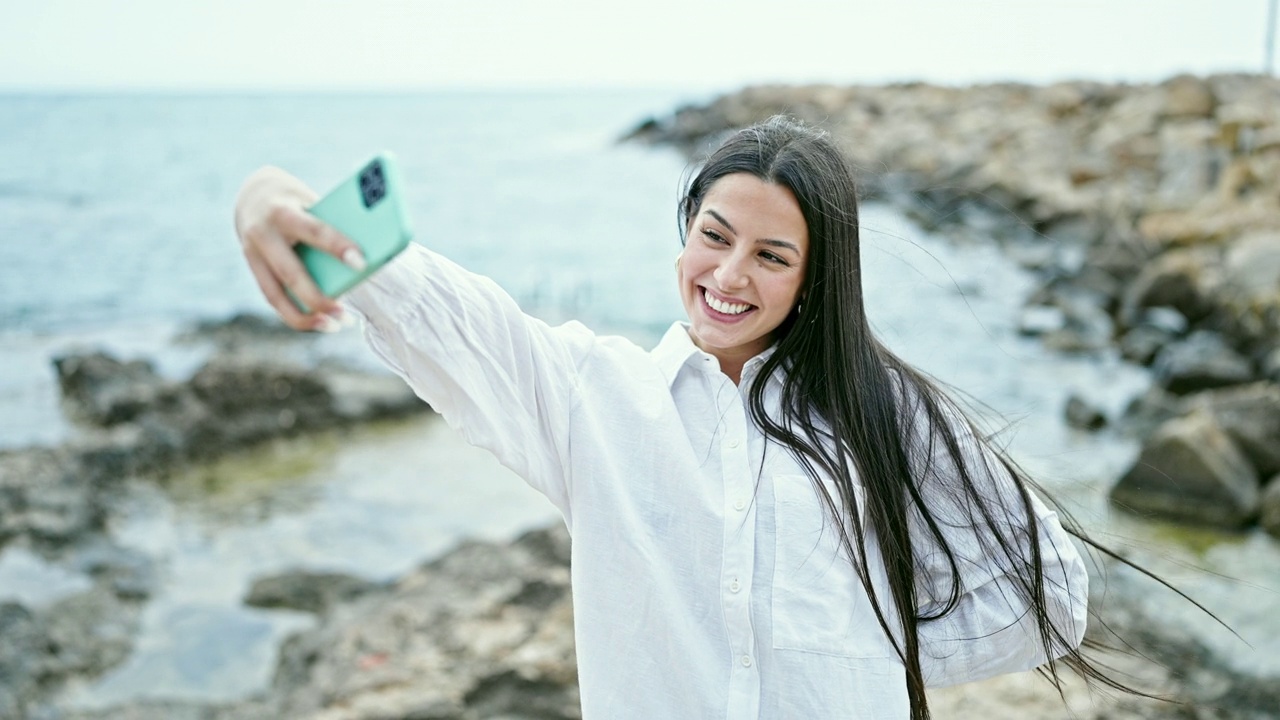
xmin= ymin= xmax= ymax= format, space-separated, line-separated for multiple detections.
xmin=293 ymin=153 xmax=413 ymax=310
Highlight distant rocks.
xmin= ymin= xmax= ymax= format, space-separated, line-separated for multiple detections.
xmin=244 ymin=570 xmax=384 ymax=616
xmin=626 ymin=74 xmax=1280 ymax=535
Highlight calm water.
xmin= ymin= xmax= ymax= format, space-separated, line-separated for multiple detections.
xmin=0 ymin=92 xmax=1275 ymax=710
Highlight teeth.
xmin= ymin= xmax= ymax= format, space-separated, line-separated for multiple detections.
xmin=704 ymin=290 xmax=751 ymax=315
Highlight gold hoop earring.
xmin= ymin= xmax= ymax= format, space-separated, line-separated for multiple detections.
xmin=675 ymin=253 xmax=682 ymax=271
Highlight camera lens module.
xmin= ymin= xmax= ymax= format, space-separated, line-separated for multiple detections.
xmin=359 ymin=161 xmax=387 ymax=208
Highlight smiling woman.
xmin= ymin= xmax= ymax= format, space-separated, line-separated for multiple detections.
xmin=231 ymin=115 xmax=1178 ymax=719
xmin=678 ymin=173 xmax=808 ymax=382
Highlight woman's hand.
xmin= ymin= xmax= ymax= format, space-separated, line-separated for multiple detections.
xmin=233 ymin=166 xmax=366 ymax=331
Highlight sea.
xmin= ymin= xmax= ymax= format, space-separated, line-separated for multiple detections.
xmin=0 ymin=91 xmax=1276 ymax=710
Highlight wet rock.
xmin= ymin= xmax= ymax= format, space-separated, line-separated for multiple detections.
xmin=0 ymin=602 xmax=42 ymax=720
xmin=0 ymin=448 xmax=108 ymax=548
xmin=1118 ymin=249 xmax=1218 ymax=330
xmin=71 ymin=541 xmax=159 ymax=601
xmin=262 ymin=524 xmax=577 ymax=719
xmin=40 ymin=586 xmax=142 ymax=684
xmin=1151 ymin=331 xmax=1254 ymax=394
xmin=0 ymin=587 xmax=145 ymax=718
xmin=1119 ymin=326 xmax=1174 ymax=366
xmin=1262 ymin=476 xmax=1280 ymax=539
xmin=52 ymin=352 xmax=179 ymax=427
xmin=47 ymin=349 xmax=430 ymax=474
xmin=1183 ymin=382 xmax=1280 ymax=478
xmin=1263 ymin=346 xmax=1280 ymax=383
xmin=244 ymin=570 xmax=383 ymax=615
xmin=1111 ymin=409 xmax=1259 ymax=527
xmin=1064 ymin=395 xmax=1107 ymax=431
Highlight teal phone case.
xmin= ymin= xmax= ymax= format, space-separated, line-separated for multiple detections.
xmin=295 ymin=152 xmax=413 ymax=308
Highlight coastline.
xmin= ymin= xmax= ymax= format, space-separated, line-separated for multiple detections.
xmin=3 ymin=77 xmax=1279 ymax=718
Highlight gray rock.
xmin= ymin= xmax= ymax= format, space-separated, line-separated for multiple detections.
xmin=1151 ymin=331 xmax=1254 ymax=395
xmin=1183 ymin=382 xmax=1280 ymax=478
xmin=45 ymin=349 xmax=432 ymax=478
xmin=1119 ymin=325 xmax=1174 ymax=366
xmin=244 ymin=570 xmax=383 ymax=615
xmin=0 ymin=447 xmax=106 ymax=548
xmin=0 ymin=586 xmax=144 ymax=718
xmin=1119 ymin=386 xmax=1186 ymax=438
xmin=1262 ymin=475 xmax=1280 ymax=539
xmin=1064 ymin=395 xmax=1107 ymax=431
xmin=71 ymin=540 xmax=159 ymax=600
xmin=0 ymin=602 xmax=42 ymax=720
xmin=262 ymin=524 xmax=578 ymax=720
xmin=52 ymin=352 xmax=180 ymax=427
xmin=1111 ymin=409 xmax=1260 ymax=527
xmin=1119 ymin=248 xmax=1218 ymax=330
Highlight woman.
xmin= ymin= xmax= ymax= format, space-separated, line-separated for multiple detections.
xmin=235 ymin=117 xmax=1091 ymax=718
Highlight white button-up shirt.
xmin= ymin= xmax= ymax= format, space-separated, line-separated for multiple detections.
xmin=346 ymin=244 xmax=1089 ymax=719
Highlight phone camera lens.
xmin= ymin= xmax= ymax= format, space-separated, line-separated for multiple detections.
xmin=359 ymin=161 xmax=387 ymax=208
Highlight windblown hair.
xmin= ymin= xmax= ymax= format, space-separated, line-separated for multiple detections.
xmin=677 ymin=116 xmax=1158 ymax=719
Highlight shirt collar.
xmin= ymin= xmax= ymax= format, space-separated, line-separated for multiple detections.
xmin=652 ymin=321 xmax=780 ymax=390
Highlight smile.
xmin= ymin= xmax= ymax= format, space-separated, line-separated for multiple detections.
xmin=703 ymin=288 xmax=754 ymax=316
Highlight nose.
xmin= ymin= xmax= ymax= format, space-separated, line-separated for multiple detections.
xmin=713 ymin=250 xmax=751 ymax=290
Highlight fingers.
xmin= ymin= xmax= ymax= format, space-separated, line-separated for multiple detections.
xmin=243 ymin=245 xmax=316 ymax=330
xmin=272 ymin=204 xmax=366 ymax=271
xmin=252 ymin=225 xmax=340 ymax=320
xmin=238 ymin=199 xmax=366 ymax=331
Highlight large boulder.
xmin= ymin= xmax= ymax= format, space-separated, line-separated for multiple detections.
xmin=1111 ymin=409 xmax=1260 ymax=527
xmin=1151 ymin=331 xmax=1254 ymax=394
xmin=1183 ymin=382 xmax=1280 ymax=478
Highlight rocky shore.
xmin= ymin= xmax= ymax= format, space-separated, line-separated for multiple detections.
xmin=0 ymin=314 xmax=430 ymax=718
xmin=626 ymin=73 xmax=1280 ymax=538
xmin=6 ymin=75 xmax=1280 ymax=719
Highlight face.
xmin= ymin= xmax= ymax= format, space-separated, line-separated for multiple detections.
xmin=679 ymin=173 xmax=809 ymax=368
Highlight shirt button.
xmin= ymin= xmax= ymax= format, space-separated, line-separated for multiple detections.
xmin=741 ymin=655 xmax=753 ymax=667
xmin=727 ymin=438 xmax=740 ymax=449
xmin=730 ymin=579 xmax=741 ymax=593
xmin=734 ymin=498 xmax=746 ymax=511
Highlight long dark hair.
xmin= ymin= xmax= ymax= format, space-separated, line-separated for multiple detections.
xmin=678 ymin=116 xmax=1171 ymax=718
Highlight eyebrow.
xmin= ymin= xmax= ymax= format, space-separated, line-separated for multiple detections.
xmin=705 ymin=208 xmax=802 ymax=255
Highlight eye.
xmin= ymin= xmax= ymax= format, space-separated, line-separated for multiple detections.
xmin=760 ymin=251 xmax=789 ymax=266
xmin=701 ymin=228 xmax=727 ymax=244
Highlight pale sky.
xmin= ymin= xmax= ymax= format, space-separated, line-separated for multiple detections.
xmin=0 ymin=0 xmax=1274 ymax=91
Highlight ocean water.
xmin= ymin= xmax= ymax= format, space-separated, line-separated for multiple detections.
xmin=0 ymin=92 xmax=1276 ymax=709
xmin=0 ymin=91 xmax=696 ymax=448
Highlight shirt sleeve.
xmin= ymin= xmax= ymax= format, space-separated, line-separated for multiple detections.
xmin=342 ymin=243 xmax=592 ymax=522
xmin=904 ymin=395 xmax=1089 ymax=688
